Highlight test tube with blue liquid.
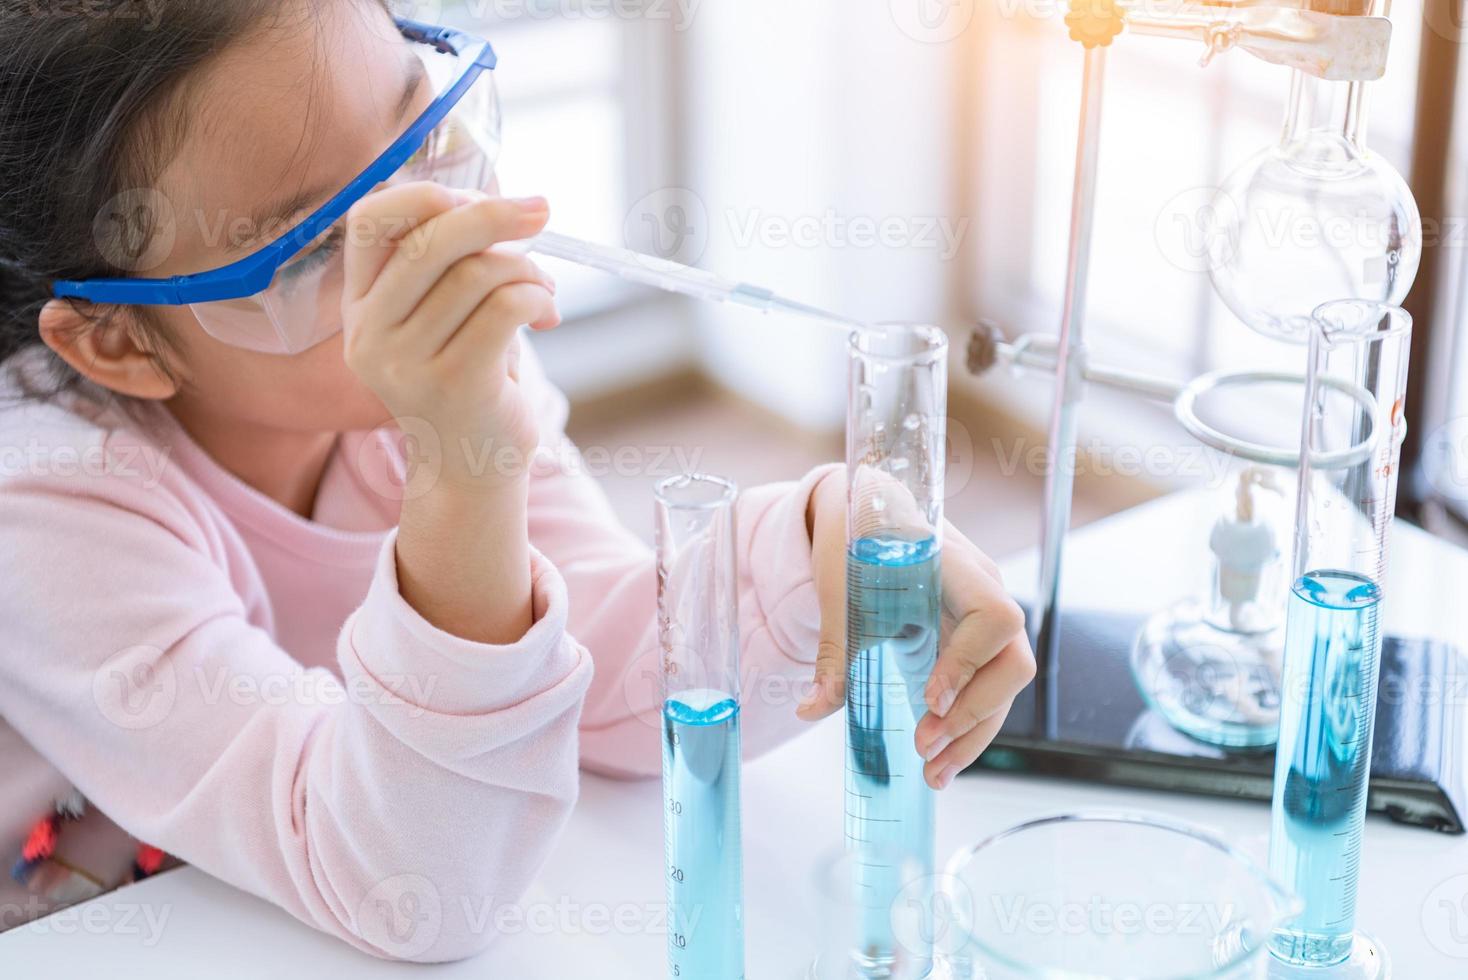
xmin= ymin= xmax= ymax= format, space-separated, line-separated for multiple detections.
xmin=655 ymin=474 xmax=745 ymax=980
xmin=844 ymin=325 xmax=948 ymax=979
xmin=1268 ymin=300 xmax=1411 ymax=977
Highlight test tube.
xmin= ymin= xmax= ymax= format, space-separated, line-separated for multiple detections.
xmin=844 ymin=325 xmax=948 ymax=978
xmin=1268 ymin=301 xmax=1412 ymax=969
xmin=655 ymin=474 xmax=745 ymax=980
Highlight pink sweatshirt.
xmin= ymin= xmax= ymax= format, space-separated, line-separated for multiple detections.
xmin=0 ymin=345 xmax=829 ymax=961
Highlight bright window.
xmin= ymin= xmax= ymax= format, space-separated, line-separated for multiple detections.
xmin=968 ymin=4 xmax=1423 ymax=386
xmin=440 ymin=2 xmax=674 ymax=320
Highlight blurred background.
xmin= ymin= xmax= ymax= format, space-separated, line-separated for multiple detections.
xmin=435 ymin=0 xmax=1468 ymax=559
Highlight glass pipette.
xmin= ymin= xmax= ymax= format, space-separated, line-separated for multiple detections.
xmin=524 ymin=230 xmax=871 ymax=334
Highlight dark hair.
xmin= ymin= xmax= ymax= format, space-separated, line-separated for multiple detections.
xmin=0 ymin=1 xmax=285 ymax=397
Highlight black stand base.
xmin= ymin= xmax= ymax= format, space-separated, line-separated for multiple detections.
xmin=971 ymin=607 xmax=1468 ymax=833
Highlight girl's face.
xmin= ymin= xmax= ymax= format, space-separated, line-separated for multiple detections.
xmin=141 ymin=0 xmax=438 ymax=433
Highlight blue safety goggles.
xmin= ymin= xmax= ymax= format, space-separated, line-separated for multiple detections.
xmin=53 ymin=18 xmax=501 ymax=354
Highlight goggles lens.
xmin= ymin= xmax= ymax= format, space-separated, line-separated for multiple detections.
xmin=189 ymin=39 xmax=501 ymax=355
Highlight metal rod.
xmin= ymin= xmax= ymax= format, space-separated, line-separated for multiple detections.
xmin=987 ymin=334 xmax=1185 ymax=402
xmin=1033 ymin=46 xmax=1109 ymax=739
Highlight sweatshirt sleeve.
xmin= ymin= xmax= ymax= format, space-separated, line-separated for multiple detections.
xmin=0 ymin=450 xmax=592 ymax=962
xmin=518 ymin=345 xmax=837 ymax=778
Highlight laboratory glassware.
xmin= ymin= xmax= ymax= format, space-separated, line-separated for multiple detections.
xmin=1131 ymin=465 xmax=1293 ymax=748
xmin=808 ymin=848 xmax=937 ymax=980
xmin=1267 ymin=300 xmax=1410 ymax=975
xmin=958 ymin=3 xmax=1468 ymax=837
xmin=1209 ymin=35 xmax=1421 ymax=344
xmin=524 ymin=231 xmax=867 ymax=333
xmin=845 ymin=325 xmax=948 ymax=979
xmin=655 ymin=474 xmax=746 ymax=980
xmin=943 ymin=812 xmax=1301 ymax=979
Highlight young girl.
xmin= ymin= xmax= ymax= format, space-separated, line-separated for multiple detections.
xmin=0 ymin=0 xmax=1033 ymax=961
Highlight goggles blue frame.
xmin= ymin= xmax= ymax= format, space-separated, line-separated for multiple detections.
xmin=52 ymin=19 xmax=496 ymax=308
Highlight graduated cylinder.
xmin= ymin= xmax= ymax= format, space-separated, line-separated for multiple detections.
xmin=1268 ymin=301 xmax=1411 ymax=968
xmin=655 ymin=474 xmax=745 ymax=980
xmin=844 ymin=325 xmax=948 ymax=979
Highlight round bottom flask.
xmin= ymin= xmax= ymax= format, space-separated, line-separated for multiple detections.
xmin=1133 ymin=599 xmax=1284 ymax=749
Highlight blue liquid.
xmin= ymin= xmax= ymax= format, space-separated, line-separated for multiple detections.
xmin=1268 ymin=570 xmax=1383 ymax=967
xmin=663 ymin=690 xmax=744 ymax=979
xmin=845 ymin=535 xmax=940 ymax=976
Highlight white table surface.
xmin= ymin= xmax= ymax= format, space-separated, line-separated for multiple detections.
xmin=5 ymin=492 xmax=1467 ymax=978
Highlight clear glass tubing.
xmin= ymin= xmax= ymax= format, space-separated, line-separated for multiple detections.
xmin=1267 ymin=300 xmax=1411 ymax=974
xmin=655 ymin=474 xmax=745 ymax=980
xmin=844 ymin=325 xmax=948 ymax=979
xmin=523 ymin=230 xmax=871 ymax=334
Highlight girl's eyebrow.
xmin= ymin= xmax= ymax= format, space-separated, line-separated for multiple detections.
xmin=238 ymin=53 xmax=431 ymax=249
xmin=393 ymin=52 xmax=429 ymax=122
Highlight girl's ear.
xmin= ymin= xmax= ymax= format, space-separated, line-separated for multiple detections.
xmin=39 ymin=299 xmax=180 ymax=400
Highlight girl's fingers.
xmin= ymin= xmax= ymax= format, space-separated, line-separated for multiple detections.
xmin=945 ymin=521 xmax=1004 ymax=586
xmin=440 ymin=281 xmax=559 ymax=369
xmin=399 ymin=251 xmax=555 ymax=357
xmin=924 ymin=545 xmax=1029 ymax=717
xmin=798 ymin=471 xmax=849 ymax=721
xmin=915 ymin=638 xmax=1034 ymax=761
xmin=923 ymin=710 xmax=1008 ymax=790
xmin=366 ymin=196 xmax=551 ymax=326
xmin=343 ymin=181 xmax=461 ymax=302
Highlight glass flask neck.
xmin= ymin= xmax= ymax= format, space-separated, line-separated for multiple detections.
xmin=1279 ymin=70 xmax=1370 ymax=172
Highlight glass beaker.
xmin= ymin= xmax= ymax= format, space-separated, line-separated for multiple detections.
xmin=656 ymin=474 xmax=745 ymax=980
xmin=1267 ymin=301 xmax=1411 ymax=975
xmin=943 ymin=813 xmax=1301 ymax=979
xmin=845 ymin=324 xmax=948 ymax=978
xmin=1209 ymin=55 xmax=1421 ymax=343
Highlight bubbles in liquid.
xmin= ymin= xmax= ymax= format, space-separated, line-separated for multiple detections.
xmin=902 ymin=414 xmax=922 ymax=432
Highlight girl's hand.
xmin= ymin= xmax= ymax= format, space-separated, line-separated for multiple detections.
xmin=342 ymin=182 xmax=560 ymax=487
xmin=797 ymin=471 xmax=1036 ymax=790
xmin=341 ymin=182 xmax=559 ymax=645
